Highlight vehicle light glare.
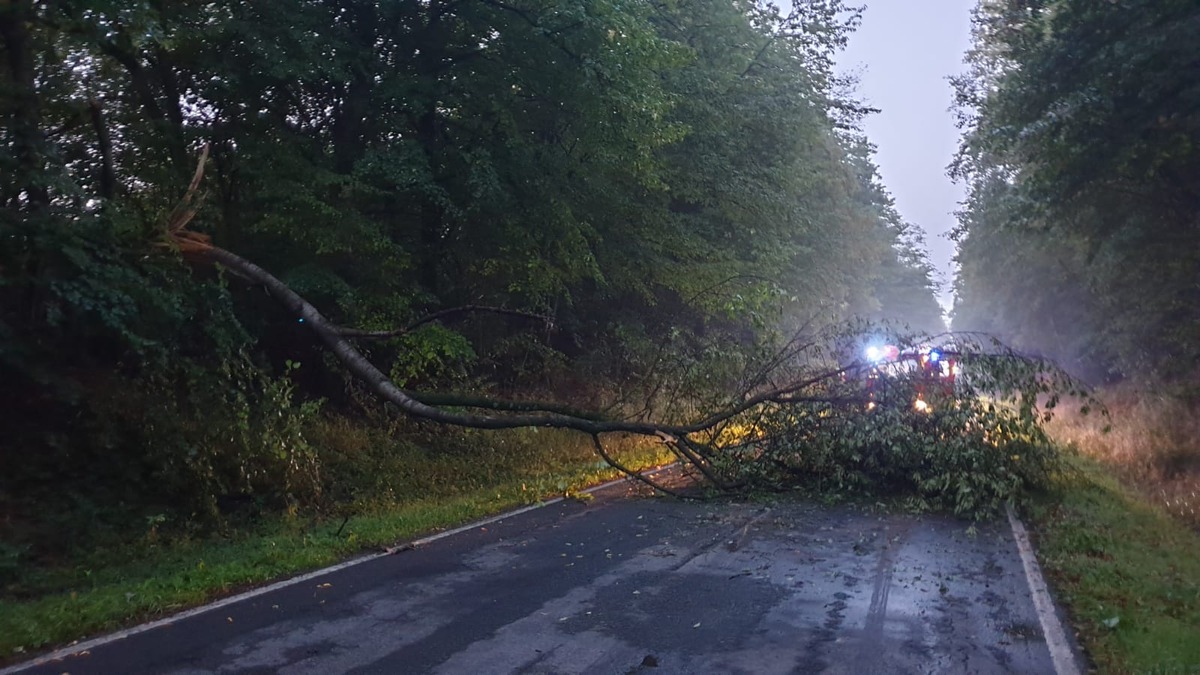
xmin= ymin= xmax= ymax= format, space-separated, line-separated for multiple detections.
xmin=928 ymin=349 xmax=941 ymax=362
xmin=914 ymin=399 xmax=930 ymax=413
xmin=865 ymin=346 xmax=882 ymax=362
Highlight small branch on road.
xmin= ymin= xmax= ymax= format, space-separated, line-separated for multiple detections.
xmin=591 ymin=435 xmax=692 ymax=499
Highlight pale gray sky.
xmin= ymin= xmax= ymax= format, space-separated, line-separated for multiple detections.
xmin=835 ymin=1 xmax=975 ymax=312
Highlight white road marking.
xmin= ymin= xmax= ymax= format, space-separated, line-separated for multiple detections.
xmin=0 ymin=465 xmax=677 ymax=674
xmin=1006 ymin=503 xmax=1081 ymax=675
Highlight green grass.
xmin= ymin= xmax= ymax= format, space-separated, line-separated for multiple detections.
xmin=1027 ymin=454 xmax=1200 ymax=673
xmin=0 ymin=428 xmax=673 ymax=664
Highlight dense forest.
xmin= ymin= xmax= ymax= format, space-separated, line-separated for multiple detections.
xmin=1 ymin=1 xmax=945 ymax=537
xmin=952 ymin=0 xmax=1200 ymax=386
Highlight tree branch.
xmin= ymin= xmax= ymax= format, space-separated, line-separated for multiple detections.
xmin=197 ymin=241 xmax=853 ymax=437
xmin=335 ymin=305 xmax=552 ymax=339
xmin=591 ymin=435 xmax=691 ymax=498
xmin=408 ymin=391 xmax=608 ymax=422
xmin=162 ymin=147 xmax=856 ymax=488
xmin=98 ymin=34 xmax=187 ymax=171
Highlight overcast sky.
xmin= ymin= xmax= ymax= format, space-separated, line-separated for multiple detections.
xmin=834 ymin=1 xmax=975 ymax=312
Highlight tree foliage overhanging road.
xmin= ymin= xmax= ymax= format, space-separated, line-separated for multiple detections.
xmin=951 ymin=0 xmax=1200 ymax=384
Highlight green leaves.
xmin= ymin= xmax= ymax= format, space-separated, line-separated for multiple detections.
xmin=953 ymin=0 xmax=1200 ymax=382
xmin=705 ymin=330 xmax=1090 ymax=519
xmin=1 ymin=0 xmax=958 ymax=559
xmin=387 ymin=324 xmax=477 ymax=388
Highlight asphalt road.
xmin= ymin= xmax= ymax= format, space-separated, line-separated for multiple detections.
xmin=14 ymin=474 xmax=1072 ymax=674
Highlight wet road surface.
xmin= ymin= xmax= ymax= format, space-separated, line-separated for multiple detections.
xmin=17 ymin=476 xmax=1064 ymax=674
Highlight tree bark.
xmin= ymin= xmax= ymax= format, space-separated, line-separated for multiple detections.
xmin=160 ymin=145 xmax=852 ymax=490
xmin=194 ymin=243 xmax=850 ymax=437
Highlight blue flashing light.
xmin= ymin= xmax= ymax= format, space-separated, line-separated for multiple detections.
xmin=928 ymin=349 xmax=941 ymax=363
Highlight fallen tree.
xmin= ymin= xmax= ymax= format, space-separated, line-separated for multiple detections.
xmin=165 ymin=149 xmax=1097 ymax=514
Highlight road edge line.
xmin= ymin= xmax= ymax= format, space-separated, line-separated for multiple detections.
xmin=1 ymin=463 xmax=677 ymax=674
xmin=1006 ymin=503 xmax=1081 ymax=675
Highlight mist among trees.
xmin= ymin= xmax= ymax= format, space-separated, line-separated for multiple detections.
xmin=2 ymin=1 xmax=943 ymax=527
xmin=951 ymin=0 xmax=1200 ymax=385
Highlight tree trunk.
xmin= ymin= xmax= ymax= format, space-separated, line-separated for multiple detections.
xmin=0 ymin=0 xmax=49 ymax=208
xmin=417 ymin=109 xmax=445 ymax=297
xmin=331 ymin=75 xmax=373 ymax=175
xmin=98 ymin=36 xmax=188 ymax=178
xmin=88 ymin=99 xmax=116 ymax=199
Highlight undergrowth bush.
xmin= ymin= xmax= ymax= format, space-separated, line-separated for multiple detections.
xmin=1046 ymin=384 xmax=1200 ymax=528
xmin=0 ymin=217 xmax=323 ymax=560
xmin=311 ymin=416 xmax=652 ymax=510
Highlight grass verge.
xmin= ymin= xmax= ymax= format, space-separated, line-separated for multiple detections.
xmin=1027 ymin=454 xmax=1200 ymax=673
xmin=0 ymin=428 xmax=673 ymax=665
